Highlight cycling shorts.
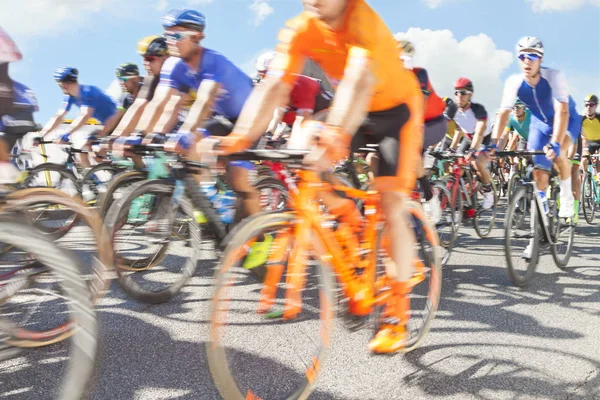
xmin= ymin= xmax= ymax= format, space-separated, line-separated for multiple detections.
xmin=422 ymin=115 xmax=447 ymax=153
xmin=517 ymin=136 xmax=527 ymax=152
xmin=457 ymin=134 xmax=491 ymax=155
xmin=527 ymin=113 xmax=581 ymax=171
xmin=202 ymin=115 xmax=255 ymax=171
xmin=583 ymin=139 xmax=600 ymax=155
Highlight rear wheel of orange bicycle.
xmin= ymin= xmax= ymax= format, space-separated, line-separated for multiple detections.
xmin=208 ymin=211 xmax=336 ymax=400
xmin=370 ymin=200 xmax=443 ymax=353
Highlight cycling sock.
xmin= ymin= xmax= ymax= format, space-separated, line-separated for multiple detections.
xmin=559 ymin=177 xmax=573 ymax=197
xmin=574 ymin=199 xmax=580 ymax=212
xmin=418 ymin=177 xmax=433 ymax=201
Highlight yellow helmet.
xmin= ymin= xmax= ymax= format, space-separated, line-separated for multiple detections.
xmin=137 ymin=35 xmax=168 ymax=57
xmin=396 ymin=39 xmax=415 ymax=57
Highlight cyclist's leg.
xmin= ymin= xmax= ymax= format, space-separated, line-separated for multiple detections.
xmin=366 ymin=102 xmax=421 ymax=353
xmin=568 ymin=134 xmax=582 ymax=219
xmin=0 ymin=133 xmax=22 ymax=183
xmin=420 ymin=116 xmax=446 ymax=222
xmin=473 ymin=134 xmax=495 ymax=208
xmin=528 ymin=118 xmax=552 ymax=193
xmin=589 ymin=141 xmax=600 ymax=178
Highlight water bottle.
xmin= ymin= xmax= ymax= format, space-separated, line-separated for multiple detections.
xmin=200 ymin=182 xmax=221 ymax=207
xmin=538 ymin=190 xmax=549 ymax=214
xmin=218 ymin=190 xmax=237 ymax=224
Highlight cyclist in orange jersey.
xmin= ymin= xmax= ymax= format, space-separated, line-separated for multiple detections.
xmin=201 ymin=0 xmax=424 ymax=354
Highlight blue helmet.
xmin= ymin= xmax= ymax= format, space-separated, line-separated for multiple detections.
xmin=161 ymin=9 xmax=206 ymax=32
xmin=54 ymin=66 xmax=78 ymax=83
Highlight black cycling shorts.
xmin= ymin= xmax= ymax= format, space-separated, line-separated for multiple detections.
xmin=457 ymin=134 xmax=491 ymax=154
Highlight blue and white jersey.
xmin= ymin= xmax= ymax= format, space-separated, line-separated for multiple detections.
xmin=159 ymin=49 xmax=253 ymax=120
xmin=500 ymin=67 xmax=578 ymax=126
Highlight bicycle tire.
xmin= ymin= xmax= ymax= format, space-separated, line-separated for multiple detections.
xmin=370 ymin=200 xmax=442 ymax=353
xmin=251 ymin=175 xmax=290 ymax=211
xmin=207 ymin=211 xmax=336 ymax=400
xmin=81 ymin=162 xmax=122 ymax=205
xmin=19 ymin=164 xmax=80 ymax=238
xmin=432 ymin=181 xmax=456 ymax=266
xmin=0 ymin=217 xmax=97 ymax=400
xmin=549 ymin=182 xmax=574 ymax=269
xmin=582 ymin=172 xmax=595 ymax=224
xmin=473 ymin=179 xmax=497 ymax=239
xmin=2 ymin=188 xmax=112 ymax=304
xmin=95 ymin=170 xmax=146 ymax=219
xmin=104 ymin=179 xmax=200 ymax=303
xmin=504 ymin=186 xmax=539 ymax=287
xmin=441 ymin=175 xmax=463 ymax=240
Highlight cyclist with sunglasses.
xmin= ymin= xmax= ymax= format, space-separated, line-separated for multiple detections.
xmin=491 ymin=36 xmax=581 ymax=221
xmin=107 ymin=37 xmax=170 ymax=145
xmin=504 ymin=98 xmax=531 ymax=181
xmin=446 ymin=78 xmax=495 ymax=209
xmin=581 ymin=94 xmax=600 ymax=180
xmin=115 ymin=63 xmax=142 ymax=113
xmin=39 ymin=66 xmax=119 ymax=168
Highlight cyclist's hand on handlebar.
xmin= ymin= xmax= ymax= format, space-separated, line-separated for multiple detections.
xmin=544 ymin=141 xmax=560 ymax=160
xmin=216 ymin=132 xmax=254 ymax=156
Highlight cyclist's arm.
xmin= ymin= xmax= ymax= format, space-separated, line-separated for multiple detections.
xmin=177 ymin=80 xmax=220 ymax=133
xmin=266 ymin=107 xmax=286 ymax=134
xmin=549 ymin=70 xmax=570 ymax=145
xmin=111 ymin=98 xmax=150 ymax=138
xmin=507 ymin=131 xmax=518 ymax=151
xmin=552 ymin=101 xmax=569 ymax=144
xmin=153 ymin=93 xmax=183 ymax=134
xmin=135 ymin=86 xmax=178 ymax=133
xmin=450 ymin=128 xmax=463 ymax=150
xmin=470 ymin=119 xmax=487 ymax=150
xmin=40 ymin=109 xmax=68 ymax=138
xmin=65 ymin=106 xmax=94 ymax=136
xmin=582 ymin=130 xmax=588 ymax=154
xmin=492 ymin=109 xmax=511 ymax=144
xmin=323 ymin=48 xmax=373 ymax=136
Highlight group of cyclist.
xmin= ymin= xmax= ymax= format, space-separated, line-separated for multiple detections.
xmin=1 ymin=0 xmax=598 ymax=353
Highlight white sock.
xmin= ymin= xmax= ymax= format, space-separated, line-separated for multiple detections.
xmin=559 ymin=177 xmax=573 ymax=198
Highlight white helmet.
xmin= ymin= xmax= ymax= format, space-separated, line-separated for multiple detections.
xmin=516 ymin=36 xmax=544 ymax=56
xmin=0 ymin=28 xmax=22 ymax=63
xmin=255 ymin=51 xmax=277 ymax=72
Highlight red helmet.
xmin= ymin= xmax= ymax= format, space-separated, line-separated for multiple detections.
xmin=454 ymin=77 xmax=473 ymax=92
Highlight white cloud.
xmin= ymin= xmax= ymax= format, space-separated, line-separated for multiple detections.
xmin=249 ymin=0 xmax=274 ymax=26
xmin=394 ymin=28 xmax=514 ymax=115
xmin=526 ymin=0 xmax=600 ymax=12
xmin=0 ymin=0 xmax=119 ymax=37
xmin=421 ymin=0 xmax=454 ymax=8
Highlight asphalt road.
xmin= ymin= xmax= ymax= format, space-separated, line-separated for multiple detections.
xmin=2 ymin=197 xmax=600 ymax=399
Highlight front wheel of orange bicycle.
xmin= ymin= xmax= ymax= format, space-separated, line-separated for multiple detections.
xmin=370 ymin=200 xmax=443 ymax=353
xmin=207 ymin=211 xmax=336 ymax=400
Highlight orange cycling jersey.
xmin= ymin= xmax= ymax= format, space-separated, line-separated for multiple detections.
xmin=270 ymin=0 xmax=421 ymax=113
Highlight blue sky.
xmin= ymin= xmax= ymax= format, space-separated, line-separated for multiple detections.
xmin=2 ymin=0 xmax=599 ymax=122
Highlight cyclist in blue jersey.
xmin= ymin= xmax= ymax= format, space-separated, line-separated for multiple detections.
xmin=505 ymin=98 xmax=531 ymax=181
xmin=39 ymin=66 xmax=119 ymax=167
xmin=491 ymin=36 xmax=580 ymax=225
xmin=131 ymin=9 xmax=257 ymax=218
xmin=0 ymin=27 xmax=39 ymax=183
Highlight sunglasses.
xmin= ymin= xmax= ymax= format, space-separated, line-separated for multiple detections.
xmin=518 ymin=52 xmax=542 ymax=62
xmin=454 ymin=90 xmax=471 ymax=96
xmin=585 ymin=103 xmax=597 ymax=108
xmin=163 ymin=31 xmax=197 ymax=42
xmin=119 ymin=76 xmax=137 ymax=82
xmin=513 ymin=105 xmax=525 ymax=110
xmin=144 ymin=55 xmax=158 ymax=62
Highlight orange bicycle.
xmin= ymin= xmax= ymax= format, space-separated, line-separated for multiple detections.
xmin=207 ymin=150 xmax=442 ymax=400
